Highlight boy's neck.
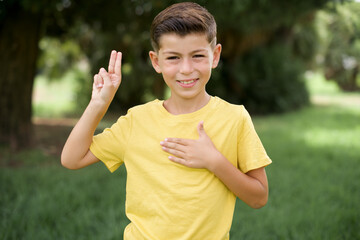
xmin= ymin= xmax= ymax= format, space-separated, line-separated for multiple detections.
xmin=163 ymin=92 xmax=211 ymax=115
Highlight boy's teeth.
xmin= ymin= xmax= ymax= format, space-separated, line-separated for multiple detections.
xmin=180 ymin=79 xmax=195 ymax=84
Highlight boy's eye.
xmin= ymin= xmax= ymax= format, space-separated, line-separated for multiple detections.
xmin=193 ymin=54 xmax=205 ymax=58
xmin=166 ymin=56 xmax=179 ymax=60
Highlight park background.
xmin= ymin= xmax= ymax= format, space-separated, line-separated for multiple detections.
xmin=1 ymin=0 xmax=359 ymax=239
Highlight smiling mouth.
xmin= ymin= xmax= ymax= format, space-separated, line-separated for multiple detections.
xmin=177 ymin=78 xmax=198 ymax=84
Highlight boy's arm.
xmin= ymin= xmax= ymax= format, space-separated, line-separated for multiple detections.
xmin=61 ymin=51 xmax=122 ymax=169
xmin=160 ymin=121 xmax=269 ymax=209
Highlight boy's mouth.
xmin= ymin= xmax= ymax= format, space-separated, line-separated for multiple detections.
xmin=176 ymin=78 xmax=199 ymax=88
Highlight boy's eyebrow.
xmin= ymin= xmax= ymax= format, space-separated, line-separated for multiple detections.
xmin=162 ymin=49 xmax=208 ymax=55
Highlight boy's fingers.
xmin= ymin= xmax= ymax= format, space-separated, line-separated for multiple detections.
xmin=161 ymin=141 xmax=186 ymax=153
xmin=99 ymin=68 xmax=111 ymax=86
xmin=93 ymin=74 xmax=97 ymax=85
xmin=108 ymin=50 xmax=117 ymax=74
xmin=168 ymin=156 xmax=189 ymax=167
xmin=197 ymin=121 xmax=207 ymax=138
xmin=114 ymin=52 xmax=122 ymax=76
xmin=164 ymin=138 xmax=189 ymax=146
xmin=94 ymin=74 xmax=103 ymax=88
xmin=162 ymin=147 xmax=185 ymax=159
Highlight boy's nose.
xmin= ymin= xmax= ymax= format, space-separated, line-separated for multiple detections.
xmin=179 ymin=58 xmax=193 ymax=74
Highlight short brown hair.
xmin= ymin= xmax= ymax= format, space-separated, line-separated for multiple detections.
xmin=150 ymin=2 xmax=217 ymax=51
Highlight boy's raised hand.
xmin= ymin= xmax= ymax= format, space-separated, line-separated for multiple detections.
xmin=92 ymin=50 xmax=122 ymax=106
xmin=160 ymin=121 xmax=224 ymax=172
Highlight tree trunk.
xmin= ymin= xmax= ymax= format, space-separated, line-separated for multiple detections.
xmin=0 ymin=7 xmax=41 ymax=151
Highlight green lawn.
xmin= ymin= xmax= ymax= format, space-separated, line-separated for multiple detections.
xmin=232 ymin=105 xmax=360 ymax=239
xmin=1 ymin=74 xmax=359 ymax=239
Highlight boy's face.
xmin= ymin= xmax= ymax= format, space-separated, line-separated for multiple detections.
xmin=149 ymin=33 xmax=221 ymax=101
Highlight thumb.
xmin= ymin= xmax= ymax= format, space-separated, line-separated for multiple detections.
xmin=197 ymin=121 xmax=207 ymax=138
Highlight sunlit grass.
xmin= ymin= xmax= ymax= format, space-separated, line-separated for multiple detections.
xmin=305 ymin=71 xmax=360 ymax=108
xmin=305 ymin=71 xmax=342 ymax=95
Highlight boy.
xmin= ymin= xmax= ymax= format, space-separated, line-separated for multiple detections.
xmin=61 ymin=2 xmax=272 ymax=239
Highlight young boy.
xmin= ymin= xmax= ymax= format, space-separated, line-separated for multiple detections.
xmin=61 ymin=2 xmax=271 ymax=239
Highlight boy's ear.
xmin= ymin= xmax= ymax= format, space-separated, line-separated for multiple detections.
xmin=149 ymin=51 xmax=162 ymax=73
xmin=211 ymin=44 xmax=222 ymax=69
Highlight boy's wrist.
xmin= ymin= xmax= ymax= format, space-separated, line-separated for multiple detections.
xmin=207 ymin=151 xmax=227 ymax=173
xmin=85 ymin=99 xmax=111 ymax=119
xmin=89 ymin=98 xmax=110 ymax=110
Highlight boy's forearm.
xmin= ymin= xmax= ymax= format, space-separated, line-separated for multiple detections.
xmin=61 ymin=100 xmax=109 ymax=169
xmin=210 ymin=155 xmax=268 ymax=209
xmin=61 ymin=50 xmax=122 ymax=169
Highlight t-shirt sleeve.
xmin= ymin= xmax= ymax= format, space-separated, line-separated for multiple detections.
xmin=237 ymin=106 xmax=272 ymax=173
xmin=90 ymin=110 xmax=132 ymax=173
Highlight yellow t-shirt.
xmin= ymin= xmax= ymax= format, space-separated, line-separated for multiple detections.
xmin=90 ymin=96 xmax=271 ymax=240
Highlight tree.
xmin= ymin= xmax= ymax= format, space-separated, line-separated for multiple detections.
xmin=0 ymin=0 xmax=123 ymax=150
xmin=0 ymin=0 xmax=340 ymax=151
xmin=0 ymin=2 xmax=42 ymax=150
xmin=320 ymin=1 xmax=360 ymax=91
xmin=0 ymin=0 xmax=86 ymax=150
xmin=203 ymin=0 xmax=337 ymax=113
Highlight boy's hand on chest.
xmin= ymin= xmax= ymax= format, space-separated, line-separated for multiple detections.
xmin=160 ymin=121 xmax=224 ymax=172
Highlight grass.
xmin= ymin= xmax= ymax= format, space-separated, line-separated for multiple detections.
xmin=1 ymin=72 xmax=360 ymax=239
xmin=0 ymin=163 xmax=128 ymax=240
xmin=232 ymin=105 xmax=360 ymax=239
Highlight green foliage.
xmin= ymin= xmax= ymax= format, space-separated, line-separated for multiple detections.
xmin=4 ymin=0 xmax=344 ymax=113
xmin=63 ymin=0 xmax=334 ymax=113
xmin=0 ymin=0 xmax=68 ymax=22
xmin=37 ymin=38 xmax=85 ymax=80
xmin=57 ymin=0 xmax=164 ymax=111
xmin=208 ymin=43 xmax=310 ymax=114
xmin=317 ymin=1 xmax=360 ymax=91
xmin=292 ymin=17 xmax=321 ymax=66
xmin=201 ymin=0 xmax=341 ymax=113
xmin=35 ymin=37 xmax=91 ymax=114
xmin=206 ymin=0 xmax=330 ymax=32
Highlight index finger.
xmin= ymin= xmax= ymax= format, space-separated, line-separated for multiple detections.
xmin=108 ymin=50 xmax=117 ymax=73
xmin=114 ymin=52 xmax=122 ymax=76
xmin=164 ymin=138 xmax=191 ymax=146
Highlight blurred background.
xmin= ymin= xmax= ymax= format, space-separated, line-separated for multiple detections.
xmin=0 ymin=0 xmax=359 ymax=239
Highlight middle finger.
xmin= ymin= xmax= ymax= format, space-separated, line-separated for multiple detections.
xmin=108 ymin=50 xmax=117 ymax=73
